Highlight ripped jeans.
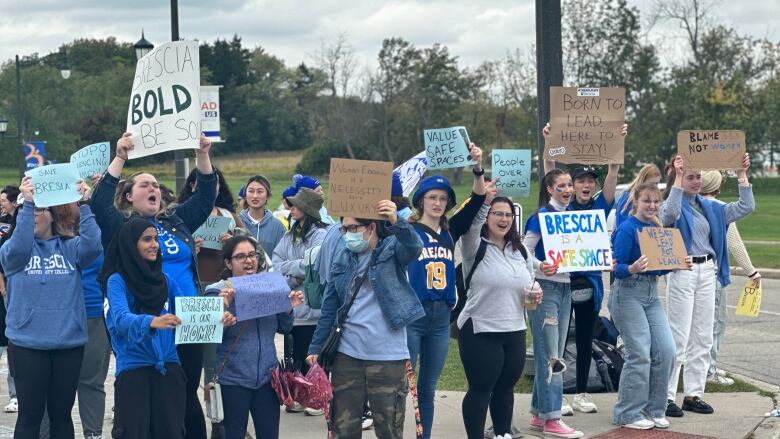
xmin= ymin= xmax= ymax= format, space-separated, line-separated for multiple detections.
xmin=528 ymin=279 xmax=572 ymax=420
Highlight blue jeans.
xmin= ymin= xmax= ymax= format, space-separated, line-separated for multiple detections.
xmin=528 ymin=279 xmax=571 ymax=420
xmin=609 ymin=275 xmax=675 ymax=424
xmin=406 ymin=300 xmax=450 ymax=439
xmin=222 ymin=383 xmax=280 ymax=439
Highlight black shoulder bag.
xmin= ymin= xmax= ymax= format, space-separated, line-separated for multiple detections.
xmin=318 ymin=264 xmax=371 ymax=372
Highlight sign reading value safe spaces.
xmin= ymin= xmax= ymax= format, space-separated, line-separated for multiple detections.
xmin=126 ymin=40 xmax=201 ymax=160
xmin=424 ymin=126 xmax=476 ymax=169
xmin=539 ymin=209 xmax=612 ymax=272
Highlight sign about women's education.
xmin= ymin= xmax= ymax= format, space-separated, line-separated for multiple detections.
xmin=735 ymin=280 xmax=762 ymax=317
xmin=24 ymin=163 xmax=82 ymax=208
xmin=126 ymin=40 xmax=201 ymax=160
xmin=637 ymin=227 xmax=689 ymax=271
xmin=70 ymin=142 xmax=110 ymax=180
xmin=546 ymin=87 xmax=626 ymax=164
xmin=175 ymin=296 xmax=224 ymax=344
xmin=228 ymin=272 xmax=291 ymax=321
xmin=424 ymin=126 xmax=476 ymax=169
xmin=539 ymin=209 xmax=612 ymax=272
xmin=192 ymin=215 xmax=232 ymax=250
xmin=329 ymin=158 xmax=393 ymax=220
xmin=492 ymin=149 xmax=532 ymax=197
xmin=676 ymin=130 xmax=745 ymax=170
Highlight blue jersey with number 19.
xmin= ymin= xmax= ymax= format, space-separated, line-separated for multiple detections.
xmin=406 ymin=228 xmax=456 ymax=306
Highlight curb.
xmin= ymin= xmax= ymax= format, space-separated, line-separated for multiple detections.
xmin=730 ymin=266 xmax=780 ymax=280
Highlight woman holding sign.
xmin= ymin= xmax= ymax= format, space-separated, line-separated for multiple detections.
xmin=405 ymin=145 xmax=486 ymax=439
xmin=0 ymin=177 xmax=101 ymax=438
xmin=658 ymin=154 xmax=754 ymax=417
xmin=609 ymin=182 xmax=682 ymax=430
xmin=206 ymin=235 xmax=303 ymax=439
xmin=92 ymin=132 xmax=217 ymax=439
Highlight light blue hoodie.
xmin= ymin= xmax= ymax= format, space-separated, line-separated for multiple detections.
xmin=0 ymin=202 xmax=102 ymax=350
xmin=239 ymin=208 xmax=286 ymax=256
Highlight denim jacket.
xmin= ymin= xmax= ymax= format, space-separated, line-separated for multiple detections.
xmin=308 ymin=219 xmax=424 ymax=355
xmin=91 ymin=171 xmax=217 ymax=294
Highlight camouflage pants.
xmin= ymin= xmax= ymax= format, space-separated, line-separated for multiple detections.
xmin=330 ymin=353 xmax=408 ymax=439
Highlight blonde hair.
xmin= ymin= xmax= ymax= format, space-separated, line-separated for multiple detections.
xmin=630 ymin=183 xmax=663 ymax=227
xmin=621 ymin=164 xmax=662 ymax=215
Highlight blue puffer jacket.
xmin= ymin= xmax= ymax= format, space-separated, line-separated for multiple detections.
xmin=308 ymin=219 xmax=424 ymax=355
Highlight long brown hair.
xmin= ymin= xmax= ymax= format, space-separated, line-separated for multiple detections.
xmin=621 ymin=164 xmax=661 ymax=214
xmin=630 ymin=183 xmax=663 ymax=227
xmin=481 ymin=197 xmax=527 ymax=258
xmin=537 ymin=169 xmax=570 ymax=208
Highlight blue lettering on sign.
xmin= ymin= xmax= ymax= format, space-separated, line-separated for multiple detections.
xmin=544 ymin=212 xmax=604 ymax=234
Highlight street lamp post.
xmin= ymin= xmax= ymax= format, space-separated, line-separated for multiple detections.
xmin=170 ymin=0 xmax=188 ymax=194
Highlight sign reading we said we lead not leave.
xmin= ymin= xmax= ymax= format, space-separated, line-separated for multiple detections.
xmin=539 ymin=209 xmax=612 ymax=273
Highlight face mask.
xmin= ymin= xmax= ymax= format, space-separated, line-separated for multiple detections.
xmin=343 ymin=231 xmax=369 ymax=253
xmin=397 ymin=207 xmax=411 ymax=221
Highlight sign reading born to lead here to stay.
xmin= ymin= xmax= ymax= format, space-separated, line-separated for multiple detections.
xmin=539 ymin=209 xmax=612 ymax=273
xmin=546 ymin=87 xmax=626 ymax=165
xmin=126 ymin=40 xmax=201 ymax=160
xmin=25 ymin=163 xmax=82 ymax=208
xmin=175 ymin=296 xmax=224 ymax=344
xmin=424 ymin=126 xmax=476 ymax=169
xmin=637 ymin=227 xmax=689 ymax=271
xmin=677 ymin=130 xmax=745 ymax=170
xmin=328 ymin=158 xmax=393 ymax=220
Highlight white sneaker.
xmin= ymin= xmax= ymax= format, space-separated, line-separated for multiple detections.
xmin=561 ymin=397 xmax=574 ymax=416
xmin=304 ymin=407 xmax=324 ymax=416
xmin=571 ymin=393 xmax=598 ymax=413
xmin=361 ymin=412 xmax=373 ymax=430
xmin=285 ymin=402 xmax=305 ymax=413
xmin=706 ymin=373 xmax=735 ymax=385
xmin=653 ymin=417 xmax=670 ymax=429
xmin=715 ymin=368 xmax=727 ymax=377
xmin=3 ymin=398 xmax=17 ymax=413
xmin=622 ymin=418 xmax=654 ymax=430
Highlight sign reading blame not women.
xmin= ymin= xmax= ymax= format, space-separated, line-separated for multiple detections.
xmin=539 ymin=209 xmax=612 ymax=272
xmin=126 ymin=40 xmax=201 ymax=159
xmin=677 ymin=130 xmax=745 ymax=170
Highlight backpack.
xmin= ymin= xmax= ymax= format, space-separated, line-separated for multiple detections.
xmin=451 ymin=240 xmax=488 ymax=324
xmin=591 ymin=340 xmax=624 ymax=392
xmin=302 ymin=246 xmax=325 ymax=309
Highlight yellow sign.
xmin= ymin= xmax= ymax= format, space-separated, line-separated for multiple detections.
xmin=735 ymin=280 xmax=761 ymax=317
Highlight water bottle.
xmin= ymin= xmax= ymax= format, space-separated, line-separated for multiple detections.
xmin=765 ymin=409 xmax=780 ymax=417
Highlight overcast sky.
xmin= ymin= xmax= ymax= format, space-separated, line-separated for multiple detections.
xmin=0 ymin=0 xmax=778 ymax=72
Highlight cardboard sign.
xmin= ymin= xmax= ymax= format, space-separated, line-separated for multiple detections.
xmin=539 ymin=209 xmax=612 ymax=272
xmin=192 ymin=215 xmax=232 ymax=250
xmin=735 ymin=280 xmax=761 ymax=317
xmin=492 ymin=149 xmax=532 ymax=197
xmin=175 ymin=296 xmax=224 ymax=344
xmin=546 ymin=87 xmax=626 ymax=164
xmin=126 ymin=40 xmax=201 ymax=159
xmin=328 ymin=158 xmax=393 ymax=220
xmin=229 ymin=272 xmax=291 ymax=321
xmin=201 ymin=85 xmax=222 ymax=142
xmin=24 ymin=163 xmax=81 ymax=208
xmin=394 ymin=151 xmax=428 ymax=197
xmin=637 ymin=227 xmax=689 ymax=271
xmin=70 ymin=142 xmax=110 ymax=180
xmin=423 ymin=126 xmax=476 ymax=169
xmin=676 ymin=130 xmax=745 ymax=170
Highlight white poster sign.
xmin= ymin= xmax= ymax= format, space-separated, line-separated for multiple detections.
xmin=539 ymin=209 xmax=612 ymax=273
xmin=393 ymin=151 xmax=428 ymax=197
xmin=200 ymin=85 xmax=222 ymax=142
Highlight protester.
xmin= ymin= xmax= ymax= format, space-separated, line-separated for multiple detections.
xmin=306 ymin=200 xmax=424 ymax=438
xmin=238 ymin=175 xmax=286 ymax=256
xmin=272 ymin=187 xmax=327 ymax=415
xmin=91 ymin=132 xmax=217 ymax=439
xmin=610 ymin=181 xmax=683 ymax=430
xmin=698 ymin=170 xmax=761 ymax=386
xmin=206 ymin=235 xmax=303 ymax=439
xmin=659 ymin=154 xmax=755 ymax=416
xmin=614 ymin=164 xmax=662 ymax=232
xmin=0 ymin=177 xmax=101 ymax=438
xmin=293 ymin=174 xmax=336 ymax=225
xmin=0 ymin=185 xmax=20 ymax=414
xmin=405 ymin=145 xmax=486 ymax=439
xmin=457 ymin=192 xmax=538 ymax=439
xmin=523 ymin=169 xmax=584 ymax=438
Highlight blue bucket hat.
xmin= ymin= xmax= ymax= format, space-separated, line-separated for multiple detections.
xmin=412 ymin=175 xmax=456 ymax=210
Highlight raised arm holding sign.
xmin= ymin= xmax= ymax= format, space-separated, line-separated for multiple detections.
xmin=424 ymin=126 xmax=477 ymax=169
xmin=24 ymin=163 xmax=83 ymax=208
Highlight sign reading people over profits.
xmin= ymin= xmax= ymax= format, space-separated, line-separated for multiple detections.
xmin=328 ymin=158 xmax=393 ymax=220
xmin=424 ymin=126 xmax=476 ymax=169
xmin=175 ymin=296 xmax=224 ymax=344
xmin=24 ymin=163 xmax=82 ymax=208
xmin=70 ymin=142 xmax=110 ymax=180
xmin=546 ymin=87 xmax=626 ymax=164
xmin=126 ymin=40 xmax=201 ymax=159
xmin=539 ymin=209 xmax=612 ymax=272
xmin=637 ymin=227 xmax=689 ymax=271
xmin=676 ymin=130 xmax=745 ymax=170
xmin=492 ymin=149 xmax=532 ymax=197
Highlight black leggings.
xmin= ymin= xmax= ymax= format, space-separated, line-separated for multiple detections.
xmin=570 ymin=297 xmax=598 ymax=393
xmin=458 ymin=320 xmax=526 ymax=439
xmin=9 ymin=343 xmax=84 ymax=439
xmin=290 ymin=326 xmax=316 ymax=375
xmin=113 ymin=364 xmax=187 ymax=439
xmin=177 ymin=344 xmax=206 ymax=439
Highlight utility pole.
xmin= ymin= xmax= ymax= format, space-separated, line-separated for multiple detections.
xmin=171 ymin=0 xmax=189 ymax=193
xmin=535 ymin=0 xmax=563 ymax=182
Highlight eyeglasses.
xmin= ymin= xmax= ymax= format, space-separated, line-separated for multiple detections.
xmin=340 ymin=224 xmax=367 ymax=234
xmin=489 ymin=211 xmax=514 ymax=219
xmin=423 ymin=195 xmax=449 ymax=204
xmin=34 ymin=208 xmax=49 ymax=216
xmin=230 ymin=252 xmax=260 ymax=262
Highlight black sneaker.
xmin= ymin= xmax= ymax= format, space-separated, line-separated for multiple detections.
xmin=682 ymin=396 xmax=714 ymax=414
xmin=666 ymin=399 xmax=684 ymax=417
